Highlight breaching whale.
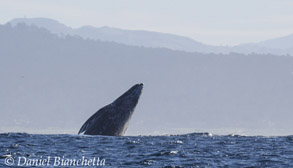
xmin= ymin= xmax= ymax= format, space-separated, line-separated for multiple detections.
xmin=78 ymin=83 xmax=143 ymax=136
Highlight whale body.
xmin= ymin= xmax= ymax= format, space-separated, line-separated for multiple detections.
xmin=78 ymin=83 xmax=143 ymax=136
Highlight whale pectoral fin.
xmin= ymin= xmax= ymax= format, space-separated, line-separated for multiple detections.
xmin=78 ymin=114 xmax=100 ymax=134
xmin=78 ymin=121 xmax=90 ymax=134
xmin=78 ymin=112 xmax=99 ymax=134
xmin=78 ymin=106 xmax=111 ymax=134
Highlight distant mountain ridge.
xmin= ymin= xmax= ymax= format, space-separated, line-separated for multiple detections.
xmin=258 ymin=34 xmax=293 ymax=49
xmin=7 ymin=17 xmax=293 ymax=55
xmin=9 ymin=18 xmax=213 ymax=53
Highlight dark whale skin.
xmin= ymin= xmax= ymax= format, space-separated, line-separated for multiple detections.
xmin=78 ymin=83 xmax=143 ymax=136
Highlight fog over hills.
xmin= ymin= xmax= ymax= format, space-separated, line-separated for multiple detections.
xmin=9 ymin=17 xmax=293 ymax=56
xmin=1 ymin=23 xmax=293 ymax=136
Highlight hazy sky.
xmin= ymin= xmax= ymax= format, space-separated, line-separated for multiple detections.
xmin=1 ymin=0 xmax=293 ymax=46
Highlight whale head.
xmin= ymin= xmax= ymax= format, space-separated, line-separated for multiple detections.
xmin=113 ymin=83 xmax=143 ymax=108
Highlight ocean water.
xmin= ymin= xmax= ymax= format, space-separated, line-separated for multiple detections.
xmin=1 ymin=133 xmax=293 ymax=167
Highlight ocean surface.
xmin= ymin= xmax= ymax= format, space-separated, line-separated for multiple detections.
xmin=1 ymin=133 xmax=293 ymax=167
